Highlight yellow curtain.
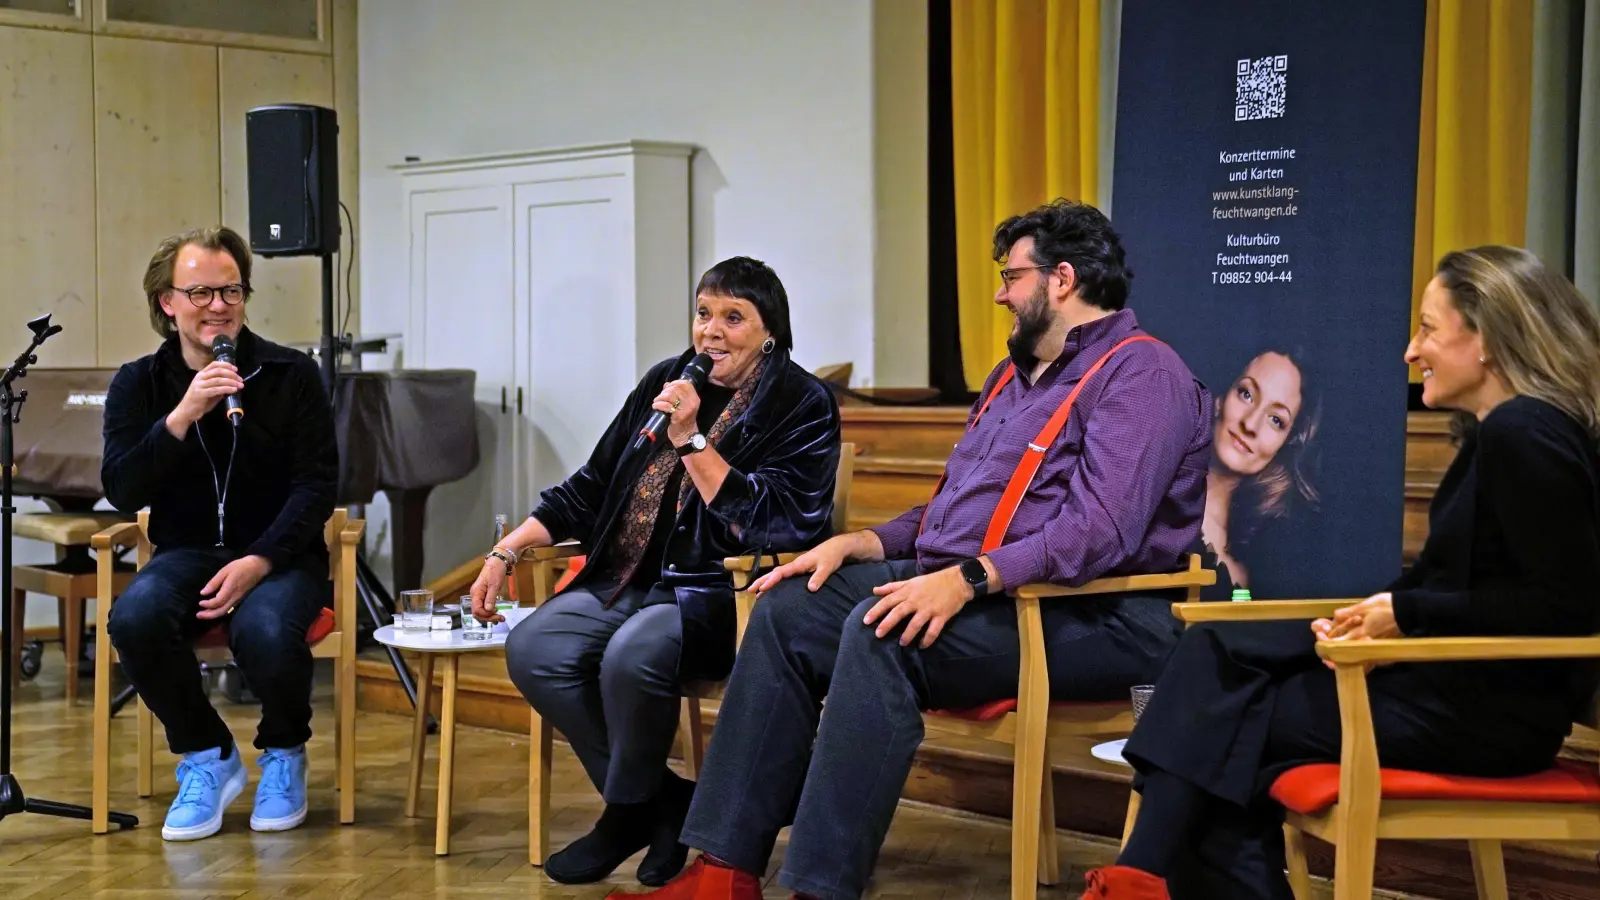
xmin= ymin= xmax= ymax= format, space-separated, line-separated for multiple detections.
xmin=952 ymin=0 xmax=1100 ymax=390
xmin=1411 ymin=0 xmax=1534 ymax=378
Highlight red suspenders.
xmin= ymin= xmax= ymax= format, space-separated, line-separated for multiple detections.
xmin=918 ymin=335 xmax=1161 ymax=554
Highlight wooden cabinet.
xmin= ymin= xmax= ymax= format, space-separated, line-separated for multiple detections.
xmin=0 ymin=26 xmax=97 ymax=365
xmin=0 ymin=0 xmax=352 ymax=367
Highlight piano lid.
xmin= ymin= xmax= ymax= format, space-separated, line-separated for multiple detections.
xmin=11 ymin=367 xmax=480 ymax=505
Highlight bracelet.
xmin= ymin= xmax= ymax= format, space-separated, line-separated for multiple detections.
xmin=486 ymin=547 xmax=516 ymax=574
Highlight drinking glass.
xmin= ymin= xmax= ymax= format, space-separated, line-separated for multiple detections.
xmin=460 ymin=594 xmax=493 ymax=641
xmin=398 ymin=589 xmax=434 ymax=632
xmin=1130 ymin=684 xmax=1155 ymax=724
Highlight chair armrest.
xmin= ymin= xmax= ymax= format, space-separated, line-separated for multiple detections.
xmin=522 ymin=541 xmax=583 ymax=563
xmin=1317 ymin=635 xmax=1600 ymax=665
xmin=91 ymin=521 xmax=143 ymax=551
xmin=340 ymin=519 xmax=366 ymax=544
xmin=1172 ymin=599 xmax=1360 ymax=623
xmin=1015 ymin=567 xmax=1216 ymax=600
xmin=724 ymin=553 xmax=802 ymax=590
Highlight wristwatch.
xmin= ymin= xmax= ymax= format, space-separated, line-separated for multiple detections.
xmin=958 ymin=558 xmax=991 ymax=598
xmin=675 ymin=433 xmax=708 ymax=457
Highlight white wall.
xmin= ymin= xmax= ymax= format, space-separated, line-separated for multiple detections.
xmin=357 ymin=0 xmax=927 ymax=587
xmin=359 ymin=0 xmax=931 ymax=386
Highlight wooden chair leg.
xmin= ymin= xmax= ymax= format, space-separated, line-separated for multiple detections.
xmin=1120 ymin=789 xmax=1141 ymax=849
xmin=680 ymin=698 xmax=705 ymax=780
xmin=529 ymin=708 xmax=552 ymax=866
xmin=63 ymin=593 xmax=84 ymax=705
xmin=92 ymin=606 xmax=112 ymax=834
xmin=136 ymin=698 xmax=154 ymax=798
xmin=1331 ymin=806 xmax=1378 ymax=900
xmin=337 ymin=649 xmax=356 ymax=825
xmin=404 ymin=654 xmax=434 ymax=819
xmin=333 ymin=659 xmax=344 ymax=793
xmin=1469 ymin=840 xmax=1509 ymax=900
xmin=1036 ymin=749 xmax=1059 ymax=886
xmin=1284 ymin=824 xmax=1313 ymax=900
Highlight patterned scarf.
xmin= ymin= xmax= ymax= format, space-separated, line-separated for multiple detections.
xmin=602 ymin=356 xmax=768 ymax=587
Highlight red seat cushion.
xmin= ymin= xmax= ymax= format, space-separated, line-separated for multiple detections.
xmin=927 ymin=699 xmax=1129 ymax=722
xmin=1270 ymin=759 xmax=1600 ymax=816
xmin=192 ymin=607 xmax=337 ymax=650
xmin=553 ymin=554 xmax=586 ymax=594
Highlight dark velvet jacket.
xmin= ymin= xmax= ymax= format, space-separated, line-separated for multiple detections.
xmin=530 ymin=348 xmax=842 ymax=682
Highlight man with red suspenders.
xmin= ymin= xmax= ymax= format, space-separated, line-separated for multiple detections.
xmin=611 ymin=200 xmax=1212 ymax=900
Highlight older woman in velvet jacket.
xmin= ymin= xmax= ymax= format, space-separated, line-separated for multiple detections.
xmin=467 ymin=256 xmax=841 ymax=889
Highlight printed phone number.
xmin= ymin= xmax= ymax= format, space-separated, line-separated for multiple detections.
xmin=1212 ymin=270 xmax=1294 ymax=285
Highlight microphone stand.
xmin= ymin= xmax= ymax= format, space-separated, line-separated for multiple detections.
xmin=0 ymin=314 xmax=136 ymax=829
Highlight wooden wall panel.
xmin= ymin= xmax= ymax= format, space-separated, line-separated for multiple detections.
xmin=93 ymin=35 xmax=219 ymax=366
xmin=0 ymin=26 xmax=97 ymax=365
xmin=218 ymin=46 xmax=331 ymax=347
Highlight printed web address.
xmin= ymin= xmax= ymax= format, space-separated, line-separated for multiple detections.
xmin=1212 ymin=186 xmax=1299 ymax=201
xmin=1212 ymin=204 xmax=1298 ymax=220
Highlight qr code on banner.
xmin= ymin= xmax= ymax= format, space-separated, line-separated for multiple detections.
xmin=1235 ymin=56 xmax=1287 ymax=121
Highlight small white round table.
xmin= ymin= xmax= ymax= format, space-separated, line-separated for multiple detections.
xmin=1091 ymin=738 xmax=1129 ymax=767
xmin=373 ymin=624 xmax=507 ymax=856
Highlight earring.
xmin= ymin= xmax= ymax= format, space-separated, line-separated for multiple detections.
xmin=761 ymin=337 xmax=775 ymax=355
xmin=1479 ymin=356 xmax=1486 ymax=364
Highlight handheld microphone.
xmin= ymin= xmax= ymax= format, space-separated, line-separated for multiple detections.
xmin=210 ymin=334 xmax=244 ymax=424
xmin=634 ymin=352 xmax=713 ymax=450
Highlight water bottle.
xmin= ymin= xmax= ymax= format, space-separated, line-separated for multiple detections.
xmin=1231 ymin=588 xmax=1252 ymax=602
xmin=493 ymin=513 xmax=517 ymax=616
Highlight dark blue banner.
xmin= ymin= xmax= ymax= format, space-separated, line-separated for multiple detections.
xmin=1111 ymin=0 xmax=1426 ymax=599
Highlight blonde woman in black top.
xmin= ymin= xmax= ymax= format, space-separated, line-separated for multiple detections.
xmin=1081 ymin=246 xmax=1600 ymax=900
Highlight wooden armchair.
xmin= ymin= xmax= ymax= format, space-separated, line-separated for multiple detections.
xmin=89 ymin=509 xmax=365 ymax=834
xmin=921 ymin=555 xmax=1216 ymax=900
xmin=1164 ymin=600 xmax=1600 ymax=900
xmin=521 ymin=442 xmax=857 ymax=866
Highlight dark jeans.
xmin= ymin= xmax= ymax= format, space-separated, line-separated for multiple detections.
xmin=106 ymin=547 xmax=329 ymax=754
xmin=504 ymin=580 xmax=684 ymax=804
xmin=1122 ymin=620 xmax=1556 ymax=900
xmin=679 ymin=560 xmax=1183 ymax=900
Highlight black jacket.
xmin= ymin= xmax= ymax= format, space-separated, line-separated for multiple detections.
xmin=101 ymin=328 xmax=338 ymax=574
xmin=532 ymin=348 xmax=842 ymax=682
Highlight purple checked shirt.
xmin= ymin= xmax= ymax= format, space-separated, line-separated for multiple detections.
xmin=869 ymin=309 xmax=1212 ymax=589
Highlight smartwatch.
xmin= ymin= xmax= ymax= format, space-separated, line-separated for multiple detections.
xmin=958 ymin=557 xmax=990 ymax=598
xmin=676 ymin=433 xmax=708 ymax=457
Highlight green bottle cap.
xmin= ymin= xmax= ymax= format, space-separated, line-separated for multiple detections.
xmin=1231 ymin=588 xmax=1252 ymax=602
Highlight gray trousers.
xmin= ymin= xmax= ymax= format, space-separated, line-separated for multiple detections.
xmin=504 ymin=580 xmax=683 ymax=803
xmin=678 ymin=560 xmax=1185 ymax=900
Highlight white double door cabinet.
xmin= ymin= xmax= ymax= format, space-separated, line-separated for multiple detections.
xmin=401 ymin=142 xmax=693 ymax=565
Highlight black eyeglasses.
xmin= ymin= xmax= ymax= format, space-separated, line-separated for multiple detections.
xmin=172 ymin=284 xmax=249 ymax=306
xmin=999 ymin=264 xmax=1053 ymax=289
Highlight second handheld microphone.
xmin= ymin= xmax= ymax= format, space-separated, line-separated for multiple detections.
xmin=210 ymin=334 xmax=244 ymax=423
xmin=634 ymin=352 xmax=714 ymax=450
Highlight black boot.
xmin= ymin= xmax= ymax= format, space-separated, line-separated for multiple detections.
xmin=636 ymin=772 xmax=696 ymax=886
xmin=543 ymin=801 xmax=654 ymax=884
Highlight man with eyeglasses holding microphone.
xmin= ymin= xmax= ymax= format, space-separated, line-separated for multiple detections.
xmin=101 ymin=226 xmax=337 ymax=842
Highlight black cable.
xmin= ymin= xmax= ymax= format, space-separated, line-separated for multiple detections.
xmin=339 ymin=202 xmax=356 ymax=337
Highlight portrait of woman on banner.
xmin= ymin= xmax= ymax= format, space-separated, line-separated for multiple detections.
xmin=1200 ymin=347 xmax=1322 ymax=598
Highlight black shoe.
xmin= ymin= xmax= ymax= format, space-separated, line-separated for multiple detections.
xmin=543 ymin=802 xmax=653 ymax=884
xmin=636 ymin=772 xmax=696 ymax=886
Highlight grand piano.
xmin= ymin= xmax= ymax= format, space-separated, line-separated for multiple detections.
xmin=13 ymin=363 xmax=480 ymax=597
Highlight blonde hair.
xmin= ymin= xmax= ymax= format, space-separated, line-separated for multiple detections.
xmin=1435 ymin=246 xmax=1600 ymax=440
xmin=143 ymin=226 xmax=253 ymax=338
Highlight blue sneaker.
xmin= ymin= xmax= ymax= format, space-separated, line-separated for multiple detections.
xmin=162 ymin=745 xmax=246 ymax=841
xmin=250 ymin=746 xmax=308 ymax=832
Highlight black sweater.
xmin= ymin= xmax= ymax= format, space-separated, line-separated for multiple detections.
xmin=1388 ymin=395 xmax=1600 ymax=744
xmin=101 ymin=328 xmax=337 ymax=574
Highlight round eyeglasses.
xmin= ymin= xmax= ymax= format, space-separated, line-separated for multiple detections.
xmin=173 ymin=284 xmax=248 ymax=307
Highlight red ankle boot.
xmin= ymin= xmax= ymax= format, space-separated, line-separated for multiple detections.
xmin=604 ymin=856 xmax=764 ymax=900
xmin=1080 ymin=865 xmax=1170 ymax=899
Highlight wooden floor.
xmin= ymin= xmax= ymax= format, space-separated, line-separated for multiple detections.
xmin=1 ymin=661 xmax=1412 ymax=899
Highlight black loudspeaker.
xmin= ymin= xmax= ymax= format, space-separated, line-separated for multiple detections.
xmin=245 ymin=103 xmax=339 ymax=257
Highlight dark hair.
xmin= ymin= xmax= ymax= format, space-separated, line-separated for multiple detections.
xmin=693 ymin=256 xmax=793 ymax=352
xmin=143 ymin=226 xmax=254 ymax=338
xmin=1224 ymin=347 xmax=1323 ymax=546
xmin=991 ymin=199 xmax=1133 ymax=311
